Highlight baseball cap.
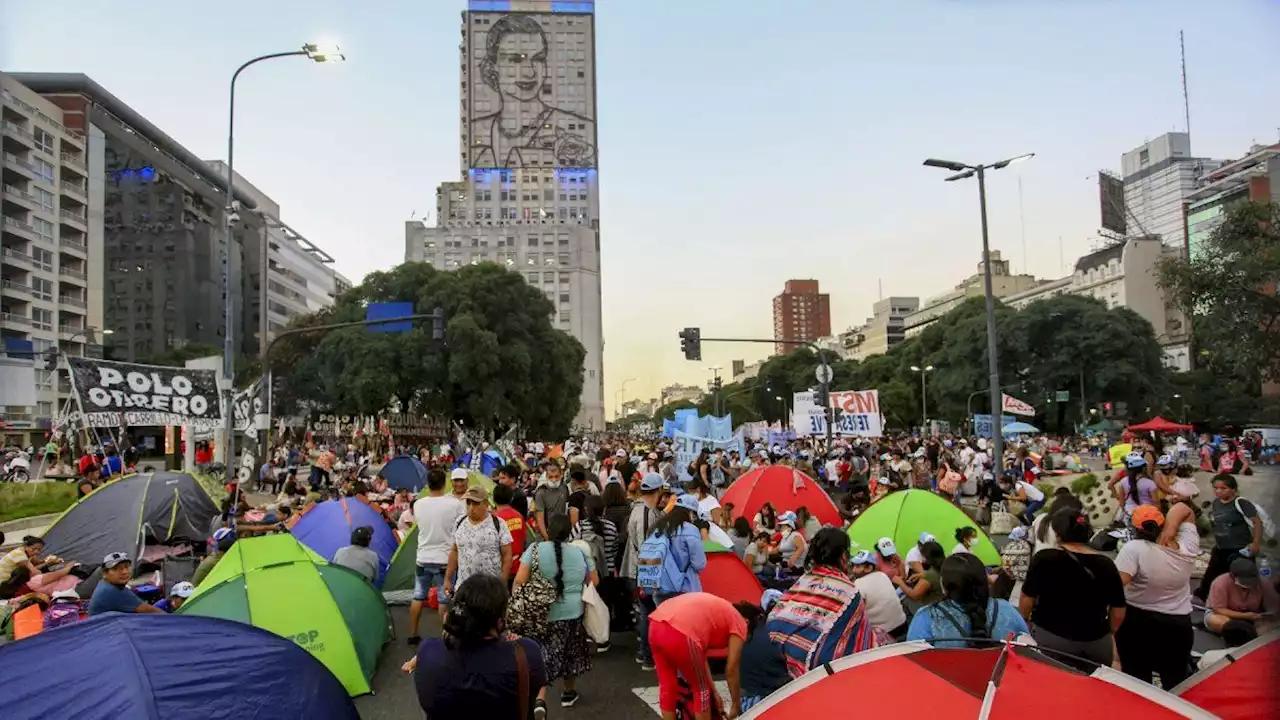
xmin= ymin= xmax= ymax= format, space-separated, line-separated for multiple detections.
xmin=760 ymin=589 xmax=783 ymax=611
xmin=850 ymin=550 xmax=876 ymax=567
xmin=615 ymin=448 xmax=627 ymax=457
xmin=778 ymin=511 xmax=798 ymax=527
xmin=918 ymin=532 xmax=936 ymax=545
xmin=1124 ymin=452 xmax=1148 ymax=469
xmin=675 ymin=494 xmax=700 ymax=513
xmin=1155 ymin=454 xmax=1174 ymax=467
xmin=639 ymin=472 xmax=664 ymax=492
xmin=351 ymin=525 xmax=375 ymax=544
xmin=1130 ymin=505 xmax=1165 ymax=529
xmin=212 ymin=527 xmax=235 ymax=543
xmin=102 ymin=551 xmax=131 ymax=569
xmin=1229 ymin=557 xmax=1260 ymax=587
xmin=170 ymin=581 xmax=196 ymax=598
xmin=875 ymin=537 xmax=897 ymax=557
xmin=463 ymin=486 xmax=489 ymax=504
xmin=450 ymin=468 xmax=470 ymax=481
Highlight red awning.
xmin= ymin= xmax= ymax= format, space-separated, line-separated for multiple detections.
xmin=1127 ymin=416 xmax=1193 ymax=433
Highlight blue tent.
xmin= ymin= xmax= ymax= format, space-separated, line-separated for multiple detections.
xmin=291 ymin=498 xmax=398 ymax=586
xmin=457 ymin=448 xmax=505 ymax=477
xmin=0 ymin=612 xmax=358 ymax=720
xmin=380 ymin=455 xmax=428 ymax=492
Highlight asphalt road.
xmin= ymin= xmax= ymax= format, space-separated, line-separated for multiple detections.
xmin=356 ymin=607 xmax=669 ymax=720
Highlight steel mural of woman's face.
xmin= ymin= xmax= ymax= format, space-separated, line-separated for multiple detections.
xmin=495 ymin=31 xmax=547 ymax=103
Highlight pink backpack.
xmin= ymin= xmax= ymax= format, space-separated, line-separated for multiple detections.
xmin=43 ymin=602 xmax=83 ymax=631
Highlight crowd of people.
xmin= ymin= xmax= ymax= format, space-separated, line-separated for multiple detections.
xmin=1 ymin=427 xmax=1273 ymax=720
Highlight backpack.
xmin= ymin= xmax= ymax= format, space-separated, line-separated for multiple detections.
xmin=636 ymin=532 xmax=674 ymax=591
xmin=505 ymin=545 xmax=558 ymax=639
xmin=577 ymin=522 xmax=610 ymax=577
xmin=43 ymin=602 xmax=83 ymax=631
xmin=711 ymin=463 xmax=727 ymax=488
xmin=1236 ymin=498 xmax=1276 ymax=542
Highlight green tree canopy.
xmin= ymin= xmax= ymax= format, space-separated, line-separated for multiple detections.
xmin=267 ymin=261 xmax=585 ymax=438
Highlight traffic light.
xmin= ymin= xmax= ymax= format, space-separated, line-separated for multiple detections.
xmin=431 ymin=306 xmax=445 ymax=341
xmin=678 ymin=327 xmax=701 ymax=361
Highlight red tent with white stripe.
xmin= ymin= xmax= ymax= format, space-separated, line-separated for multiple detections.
xmin=1172 ymin=630 xmax=1280 ymax=720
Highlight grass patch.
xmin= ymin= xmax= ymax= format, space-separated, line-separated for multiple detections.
xmin=0 ymin=483 xmax=79 ymax=524
xmin=1070 ymin=473 xmax=1099 ymax=496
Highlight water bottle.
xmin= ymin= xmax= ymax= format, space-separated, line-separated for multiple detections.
xmin=1259 ymin=556 xmax=1272 ymax=582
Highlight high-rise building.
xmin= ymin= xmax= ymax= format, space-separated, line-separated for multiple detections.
xmin=1 ymin=74 xmax=102 ymax=444
xmin=902 ymin=251 xmax=1041 ymax=337
xmin=1121 ymin=132 xmax=1223 ymax=248
xmin=1186 ymin=143 xmax=1280 ymax=257
xmin=13 ymin=72 xmax=265 ymax=363
xmin=772 ymin=279 xmax=830 ymax=355
xmin=405 ymin=0 xmax=604 ymax=429
xmin=207 ymin=161 xmax=351 ymax=348
xmin=840 ymin=296 xmax=919 ymax=361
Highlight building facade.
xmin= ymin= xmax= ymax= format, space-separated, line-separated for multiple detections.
xmin=1003 ymin=236 xmax=1190 ymax=370
xmin=1 ymin=74 xmax=103 ymax=443
xmin=1121 ymin=132 xmax=1222 ymax=248
xmin=405 ymin=0 xmax=604 ymax=430
xmin=903 ymin=251 xmax=1041 ymax=337
xmin=840 ymin=296 xmax=919 ymax=360
xmin=772 ymin=279 xmax=830 ymax=355
xmin=659 ymin=383 xmax=702 ymax=407
xmin=15 ymin=73 xmax=267 ymax=364
xmin=620 ymin=397 xmax=656 ymax=418
xmin=1186 ymin=143 xmax=1280 ymax=258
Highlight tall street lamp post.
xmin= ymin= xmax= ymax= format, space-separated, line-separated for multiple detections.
xmin=923 ymin=152 xmax=1034 ymax=473
xmin=910 ymin=364 xmax=934 ymax=430
xmin=222 ymin=43 xmax=344 ymax=486
xmin=616 ymin=377 xmax=637 ymax=421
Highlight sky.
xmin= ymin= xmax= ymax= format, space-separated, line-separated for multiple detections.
xmin=4 ymin=0 xmax=1278 ymax=417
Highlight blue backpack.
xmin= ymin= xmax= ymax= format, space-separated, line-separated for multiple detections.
xmin=636 ymin=532 xmax=672 ymax=591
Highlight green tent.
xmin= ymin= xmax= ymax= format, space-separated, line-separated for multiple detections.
xmin=384 ymin=525 xmax=418 ymax=593
xmin=467 ymin=469 xmax=496 ymax=496
xmin=178 ymin=533 xmax=388 ymax=696
xmin=846 ymin=490 xmax=1000 ymax=566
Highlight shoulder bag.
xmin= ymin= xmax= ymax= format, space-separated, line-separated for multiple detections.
xmin=506 ymin=544 xmax=558 ymax=639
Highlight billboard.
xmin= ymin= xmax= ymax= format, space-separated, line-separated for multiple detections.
xmin=792 ymin=389 xmax=883 ymax=437
xmin=1098 ymin=171 xmax=1127 ymax=234
xmin=465 ymin=9 xmax=597 ymax=169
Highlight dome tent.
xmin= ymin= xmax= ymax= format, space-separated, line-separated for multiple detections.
xmin=41 ymin=471 xmax=219 ymax=592
xmin=384 ymin=524 xmax=418 ymax=594
xmin=178 ymin=533 xmax=388 ymax=696
xmin=721 ymin=466 xmax=842 ymax=527
xmin=290 ymin=498 xmax=399 ymax=586
xmin=847 ymin=490 xmax=1000 ymax=566
xmin=700 ymin=545 xmax=765 ymax=660
xmin=379 ymin=455 xmax=428 ymax=492
xmin=1172 ymin=630 xmax=1280 ymax=720
xmin=0 ymin=613 xmax=357 ymax=720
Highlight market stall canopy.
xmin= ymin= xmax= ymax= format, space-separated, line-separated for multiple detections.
xmin=1127 ymin=416 xmax=1193 ymax=433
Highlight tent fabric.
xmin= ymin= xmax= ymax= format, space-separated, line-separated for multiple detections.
xmin=0 ymin=612 xmax=358 ymax=720
xmin=721 ymin=466 xmax=842 ymax=528
xmin=847 ymin=490 xmax=1001 ymax=566
xmin=179 ymin=534 xmax=388 ymax=696
xmin=291 ymin=498 xmax=399 ymax=586
xmin=700 ymin=547 xmax=765 ymax=660
xmin=41 ymin=471 xmax=219 ymax=593
xmin=1172 ymin=630 xmax=1280 ymax=720
xmin=743 ymin=641 xmax=1215 ymax=720
xmin=1001 ymin=421 xmax=1040 ymax=435
xmin=384 ymin=524 xmax=418 ymax=592
xmin=380 ymin=455 xmax=428 ymax=492
xmin=1127 ymin=416 xmax=1194 ymax=433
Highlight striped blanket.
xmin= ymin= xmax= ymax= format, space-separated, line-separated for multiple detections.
xmin=765 ymin=565 xmax=880 ymax=677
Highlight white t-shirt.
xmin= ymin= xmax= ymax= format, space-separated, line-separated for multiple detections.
xmin=706 ymin=523 xmax=734 ymax=550
xmin=905 ymin=545 xmax=925 ymax=569
xmin=1016 ymin=481 xmax=1045 ymax=502
xmin=413 ymin=494 xmax=466 ymax=565
xmin=951 ymin=543 xmax=972 ymax=556
xmin=854 ymin=571 xmax=907 ymax=633
xmin=1114 ymin=539 xmax=1193 ymax=615
xmin=1031 ymin=513 xmax=1060 ymax=555
xmin=698 ymin=495 xmax=721 ymax=518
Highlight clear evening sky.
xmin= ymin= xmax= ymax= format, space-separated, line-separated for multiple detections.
xmin=4 ymin=1 xmax=1278 ymax=416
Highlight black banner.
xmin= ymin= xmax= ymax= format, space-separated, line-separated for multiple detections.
xmin=67 ymin=357 xmax=223 ymax=429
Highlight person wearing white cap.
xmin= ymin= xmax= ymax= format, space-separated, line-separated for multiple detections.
xmin=849 ymin=550 xmax=908 ymax=636
xmin=154 ymin=581 xmax=196 ymax=613
xmin=624 ymin=472 xmax=668 ymax=669
xmin=873 ymin=537 xmax=905 ymax=581
xmin=449 ymin=467 xmax=471 ymax=501
xmin=1159 ymin=474 xmax=1202 ymax=557
xmin=776 ymin=512 xmax=807 ymax=571
xmin=905 ymin=532 xmax=936 ymax=576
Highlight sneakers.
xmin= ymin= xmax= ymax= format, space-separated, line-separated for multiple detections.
xmin=639 ymin=659 xmax=656 ymax=671
xmin=560 ymin=691 xmax=580 ymax=708
xmin=596 ymin=641 xmax=611 ymax=654
xmin=406 ymin=635 xmax=421 ymax=646
xmin=534 ymin=699 xmax=547 ymax=718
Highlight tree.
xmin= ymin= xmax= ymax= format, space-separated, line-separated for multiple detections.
xmin=267 ymin=262 xmax=586 ymax=438
xmin=1158 ymin=201 xmax=1280 ymax=382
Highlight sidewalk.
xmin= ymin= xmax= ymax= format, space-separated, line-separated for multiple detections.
xmin=0 ymin=512 xmax=60 ymax=551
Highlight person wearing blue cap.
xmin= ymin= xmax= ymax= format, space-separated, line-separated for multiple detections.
xmin=624 ymin=472 xmax=667 ymax=669
xmin=637 ymin=493 xmax=706 ymax=602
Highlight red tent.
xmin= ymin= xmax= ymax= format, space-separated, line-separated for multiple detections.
xmin=743 ymin=641 xmax=1214 ymax=719
xmin=721 ymin=466 xmax=841 ymax=527
xmin=1127 ymin=416 xmax=1193 ymax=433
xmin=1172 ymin=630 xmax=1280 ymax=720
xmin=700 ymin=547 xmax=765 ymax=660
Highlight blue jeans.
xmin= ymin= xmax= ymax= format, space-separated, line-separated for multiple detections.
xmin=628 ymin=579 xmax=654 ymax=661
xmin=414 ymin=562 xmax=448 ymax=602
xmin=1020 ymin=498 xmax=1046 ymax=526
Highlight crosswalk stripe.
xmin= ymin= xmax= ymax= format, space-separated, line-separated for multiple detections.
xmin=632 ymin=681 xmax=731 ymax=717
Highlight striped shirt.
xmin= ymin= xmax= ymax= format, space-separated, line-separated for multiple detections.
xmin=572 ymin=518 xmax=619 ymax=575
xmin=766 ymin=566 xmax=879 ymax=678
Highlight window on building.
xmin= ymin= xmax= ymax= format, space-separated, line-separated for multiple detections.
xmin=560 ymin=310 xmax=571 ymax=323
xmin=544 ymin=255 xmax=556 ymax=265
xmin=32 ymin=247 xmax=53 ymax=270
xmin=33 ymin=186 xmax=54 ymax=211
xmin=32 ymin=217 xmax=54 ymax=241
xmin=32 ymin=128 xmax=55 ymax=154
xmin=34 ymin=158 xmax=54 ymax=183
xmin=557 ymin=252 xmax=569 ymax=265
xmin=559 ymin=293 xmax=570 ymax=303
xmin=32 ymin=308 xmax=53 ymax=330
xmin=32 ymin=277 xmax=52 ymax=300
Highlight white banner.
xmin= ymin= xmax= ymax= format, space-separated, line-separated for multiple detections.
xmin=672 ymin=429 xmax=745 ymax=482
xmin=792 ymin=389 xmax=883 ymax=437
xmin=1001 ymin=393 xmax=1036 ymax=417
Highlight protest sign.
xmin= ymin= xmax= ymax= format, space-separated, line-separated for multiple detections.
xmin=1001 ymin=393 xmax=1036 ymax=417
xmin=792 ymin=389 xmax=883 ymax=437
xmin=972 ymin=414 xmax=1019 ymax=438
xmin=66 ymin=357 xmax=222 ymax=429
xmin=672 ymin=429 xmax=745 ymax=482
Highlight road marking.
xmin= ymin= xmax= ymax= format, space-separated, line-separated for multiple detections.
xmin=632 ymin=681 xmax=730 ymax=717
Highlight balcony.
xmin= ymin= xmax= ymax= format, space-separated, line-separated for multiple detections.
xmin=60 ymin=236 xmax=87 ymax=255
xmin=2 ymin=183 xmax=36 ymax=209
xmin=2 ymin=152 xmax=35 ymax=177
xmin=59 ymin=208 xmax=87 ymax=228
xmin=2 ymin=214 xmax=37 ymax=240
xmin=60 ymin=180 xmax=86 ymax=199
xmin=58 ymin=295 xmax=86 ymax=309
xmin=1 ymin=246 xmax=34 ymax=268
xmin=1 ymin=279 xmax=33 ymax=299
xmin=59 ymin=153 xmax=86 ymax=172
xmin=1 ymin=120 xmax=34 ymax=146
xmin=58 ymin=324 xmax=86 ymax=338
xmin=58 ymin=266 xmax=87 ymax=282
xmin=0 ymin=311 xmax=30 ymax=327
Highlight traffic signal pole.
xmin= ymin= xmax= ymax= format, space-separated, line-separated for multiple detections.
xmin=676 ymin=333 xmax=834 ymax=449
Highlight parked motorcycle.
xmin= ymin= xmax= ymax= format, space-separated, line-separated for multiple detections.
xmin=2 ymin=450 xmax=32 ymax=483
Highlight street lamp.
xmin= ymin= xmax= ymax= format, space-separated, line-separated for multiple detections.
xmin=910 ymin=365 xmax=934 ymax=430
xmin=222 ymin=43 xmax=343 ymax=485
xmin=616 ymin=377 xmax=637 ymax=420
xmin=64 ymin=327 xmax=112 ymax=346
xmin=923 ymin=152 xmax=1034 ymax=471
